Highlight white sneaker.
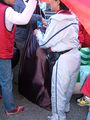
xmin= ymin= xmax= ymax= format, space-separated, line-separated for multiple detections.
xmin=48 ymin=113 xmax=58 ymax=120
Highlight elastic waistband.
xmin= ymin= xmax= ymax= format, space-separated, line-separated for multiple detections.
xmin=59 ymin=48 xmax=73 ymax=54
xmin=47 ymin=48 xmax=73 ymax=54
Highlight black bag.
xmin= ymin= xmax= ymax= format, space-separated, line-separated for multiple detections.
xmin=45 ymin=49 xmax=72 ymax=72
xmin=12 ymin=42 xmax=20 ymax=68
xmin=45 ymin=49 xmax=61 ymax=72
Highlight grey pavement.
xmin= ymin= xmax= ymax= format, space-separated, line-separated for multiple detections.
xmin=0 ymin=84 xmax=88 ymax=120
xmin=0 ymin=41 xmax=88 ymax=120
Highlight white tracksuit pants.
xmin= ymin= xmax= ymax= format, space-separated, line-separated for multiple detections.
xmin=50 ymin=49 xmax=80 ymax=120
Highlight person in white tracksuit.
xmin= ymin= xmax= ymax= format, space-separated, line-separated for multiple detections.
xmin=35 ymin=0 xmax=80 ymax=120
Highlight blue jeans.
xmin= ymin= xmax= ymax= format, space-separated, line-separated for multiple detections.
xmin=86 ymin=107 xmax=90 ymax=120
xmin=0 ymin=59 xmax=16 ymax=111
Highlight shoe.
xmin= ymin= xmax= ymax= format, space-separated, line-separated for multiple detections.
xmin=5 ymin=106 xmax=24 ymax=115
xmin=48 ymin=114 xmax=58 ymax=120
xmin=77 ymin=96 xmax=90 ymax=106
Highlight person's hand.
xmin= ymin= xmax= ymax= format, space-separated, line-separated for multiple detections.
xmin=34 ymin=29 xmax=43 ymax=41
xmin=34 ymin=29 xmax=38 ymax=35
xmin=23 ymin=0 xmax=28 ymax=6
xmin=23 ymin=0 xmax=37 ymax=6
xmin=42 ymin=18 xmax=47 ymax=27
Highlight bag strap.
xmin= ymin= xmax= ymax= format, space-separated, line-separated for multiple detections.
xmin=40 ymin=23 xmax=78 ymax=46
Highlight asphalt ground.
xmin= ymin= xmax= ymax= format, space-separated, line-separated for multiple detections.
xmin=0 ymin=86 xmax=88 ymax=120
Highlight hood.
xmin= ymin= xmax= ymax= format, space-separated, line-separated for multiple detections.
xmin=50 ymin=12 xmax=78 ymax=23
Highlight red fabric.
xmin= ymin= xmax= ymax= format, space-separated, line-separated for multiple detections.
xmin=79 ymin=23 xmax=90 ymax=47
xmin=40 ymin=0 xmax=50 ymax=4
xmin=81 ymin=75 xmax=90 ymax=97
xmin=0 ymin=3 xmax=16 ymax=59
xmin=61 ymin=0 xmax=90 ymax=35
xmin=57 ymin=10 xmax=71 ymax=14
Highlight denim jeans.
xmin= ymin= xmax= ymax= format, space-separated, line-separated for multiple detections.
xmin=0 ymin=59 xmax=16 ymax=111
xmin=86 ymin=107 xmax=90 ymax=120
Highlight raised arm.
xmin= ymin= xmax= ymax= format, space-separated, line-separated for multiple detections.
xmin=6 ymin=0 xmax=37 ymax=25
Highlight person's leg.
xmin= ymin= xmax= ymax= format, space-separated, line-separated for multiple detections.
xmin=65 ymin=69 xmax=79 ymax=112
xmin=50 ymin=49 xmax=80 ymax=120
xmin=48 ymin=59 xmax=60 ymax=120
xmin=77 ymin=74 xmax=90 ymax=106
xmin=81 ymin=74 xmax=90 ymax=97
xmin=51 ymin=55 xmax=71 ymax=120
xmin=0 ymin=59 xmax=16 ymax=111
xmin=0 ymin=59 xmax=24 ymax=115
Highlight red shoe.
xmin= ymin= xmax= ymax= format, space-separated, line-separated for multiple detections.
xmin=5 ymin=106 xmax=24 ymax=116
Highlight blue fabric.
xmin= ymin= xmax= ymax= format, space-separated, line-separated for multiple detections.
xmin=80 ymin=66 xmax=90 ymax=86
xmin=0 ymin=59 xmax=16 ymax=111
xmin=86 ymin=107 xmax=90 ymax=120
xmin=14 ymin=0 xmax=28 ymax=42
xmin=14 ymin=0 xmax=25 ymax=12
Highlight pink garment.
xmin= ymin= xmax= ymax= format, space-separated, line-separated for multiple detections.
xmin=81 ymin=74 xmax=90 ymax=97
